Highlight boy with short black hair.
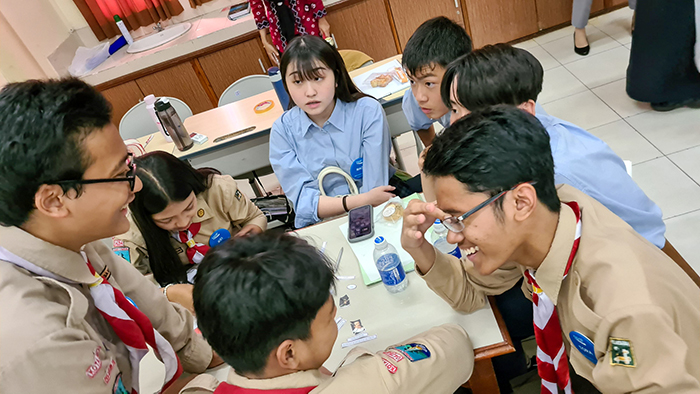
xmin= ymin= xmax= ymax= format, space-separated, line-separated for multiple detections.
xmin=0 ymin=78 xmax=220 ymax=393
xmin=403 ymin=106 xmax=700 ymax=392
xmin=185 ymin=232 xmax=474 ymax=394
xmin=401 ymin=17 xmax=472 ymax=147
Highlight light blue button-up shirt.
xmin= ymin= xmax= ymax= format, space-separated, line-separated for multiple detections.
xmin=537 ymin=112 xmax=666 ymax=248
xmin=401 ymin=89 xmax=451 ymax=131
xmin=269 ymin=97 xmax=392 ymax=228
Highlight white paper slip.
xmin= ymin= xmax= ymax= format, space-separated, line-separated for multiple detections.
xmin=336 ymin=318 xmax=346 ymax=330
xmin=341 ymin=334 xmax=377 ymax=348
xmin=346 ymin=332 xmax=369 ymax=342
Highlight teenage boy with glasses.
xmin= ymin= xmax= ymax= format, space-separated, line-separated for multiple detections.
xmin=401 ymin=106 xmax=700 ymax=393
xmin=0 ymin=78 xmax=222 ymax=393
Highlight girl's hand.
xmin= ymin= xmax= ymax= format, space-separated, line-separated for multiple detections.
xmin=264 ymin=42 xmax=280 ymax=65
xmin=318 ymin=17 xmax=331 ymax=39
xmin=362 ymin=185 xmax=395 ymax=207
xmin=235 ymin=224 xmax=264 ymax=238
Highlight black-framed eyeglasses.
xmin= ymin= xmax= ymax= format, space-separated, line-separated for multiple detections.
xmin=442 ymin=181 xmax=537 ymax=233
xmin=55 ymin=153 xmax=137 ymax=191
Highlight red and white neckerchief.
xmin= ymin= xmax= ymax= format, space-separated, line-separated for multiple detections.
xmin=213 ymin=382 xmax=317 ymax=394
xmin=0 ymin=247 xmax=183 ymax=394
xmin=173 ymin=222 xmax=210 ymax=265
xmin=523 ymin=201 xmax=582 ymax=394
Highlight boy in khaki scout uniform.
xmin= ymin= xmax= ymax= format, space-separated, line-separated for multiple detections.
xmin=402 ymin=106 xmax=700 ymax=393
xmin=0 ymin=78 xmax=223 ymax=393
xmin=181 ymin=233 xmax=475 ymax=394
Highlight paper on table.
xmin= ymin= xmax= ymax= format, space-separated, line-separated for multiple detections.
xmin=339 ymin=194 xmax=424 ymax=285
xmin=351 ymin=59 xmax=409 ymax=100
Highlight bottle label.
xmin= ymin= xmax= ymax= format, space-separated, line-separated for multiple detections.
xmin=448 ymin=247 xmax=462 ymax=259
xmin=376 ymin=254 xmax=406 ymax=286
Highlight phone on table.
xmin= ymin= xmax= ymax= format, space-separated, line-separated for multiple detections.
xmin=228 ymin=3 xmax=250 ymax=21
xmin=348 ymin=205 xmax=374 ymax=243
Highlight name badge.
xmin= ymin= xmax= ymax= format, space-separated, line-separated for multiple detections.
xmin=350 ymin=158 xmax=363 ymax=180
xmin=209 ymin=228 xmax=232 ymax=247
xmin=569 ymin=331 xmax=597 ymax=364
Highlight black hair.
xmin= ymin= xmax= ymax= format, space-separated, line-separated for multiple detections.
xmin=441 ymin=44 xmax=544 ymax=111
xmin=193 ymin=233 xmax=335 ymax=375
xmin=0 ymin=77 xmax=112 ymax=227
xmin=280 ymin=35 xmax=367 ymax=107
xmin=402 ymin=17 xmax=472 ymax=77
xmin=129 ymin=151 xmax=220 ymax=286
xmin=423 ymin=105 xmax=560 ymax=214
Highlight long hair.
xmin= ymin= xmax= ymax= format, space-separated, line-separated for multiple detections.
xmin=280 ymin=35 xmax=367 ymax=107
xmin=129 ymin=151 xmax=220 ymax=286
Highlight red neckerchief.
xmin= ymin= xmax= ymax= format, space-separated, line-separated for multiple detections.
xmin=175 ymin=222 xmax=210 ymax=264
xmin=213 ymin=382 xmax=317 ymax=394
xmin=523 ymin=201 xmax=581 ymax=394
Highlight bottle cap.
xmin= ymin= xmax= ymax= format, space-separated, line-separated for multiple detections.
xmin=144 ymin=94 xmax=157 ymax=106
xmin=374 ymin=236 xmax=385 ymax=245
xmin=267 ymin=66 xmax=280 ymax=75
xmin=114 ymin=15 xmax=122 ymax=23
xmin=434 ymin=219 xmax=441 ymax=225
xmin=154 ymin=98 xmax=171 ymax=111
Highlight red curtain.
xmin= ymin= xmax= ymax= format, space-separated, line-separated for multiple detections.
xmin=73 ymin=0 xmax=202 ymax=41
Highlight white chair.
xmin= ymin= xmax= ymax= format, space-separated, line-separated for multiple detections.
xmin=218 ymin=75 xmax=274 ymax=107
xmin=384 ymin=103 xmax=424 ymax=171
xmin=118 ymin=97 xmax=193 ymax=140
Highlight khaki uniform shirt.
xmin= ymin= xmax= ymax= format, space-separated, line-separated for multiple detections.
xmin=180 ymin=324 xmax=473 ymax=394
xmin=420 ymin=184 xmax=700 ymax=393
xmin=0 ymin=226 xmax=213 ymax=393
xmin=116 ymin=175 xmax=268 ymax=275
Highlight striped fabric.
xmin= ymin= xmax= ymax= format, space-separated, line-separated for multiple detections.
xmin=0 ymin=246 xmax=183 ymax=394
xmin=174 ymin=222 xmax=210 ymax=265
xmin=524 ymin=201 xmax=582 ymax=394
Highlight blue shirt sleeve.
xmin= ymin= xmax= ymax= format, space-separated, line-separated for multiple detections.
xmin=547 ymin=120 xmax=666 ymax=248
xmin=357 ymin=98 xmax=391 ymax=193
xmin=269 ymin=115 xmax=321 ymax=228
xmin=401 ymin=89 xmax=436 ymax=131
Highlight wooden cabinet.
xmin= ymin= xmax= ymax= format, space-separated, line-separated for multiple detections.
xmin=101 ymin=81 xmax=144 ymax=125
xmin=135 ymin=62 xmax=214 ymax=115
xmin=388 ymin=0 xmax=465 ymax=49
xmin=534 ymin=0 xmax=604 ymax=31
xmin=325 ymin=0 xmax=398 ymax=61
xmin=604 ymin=0 xmax=627 ymax=8
xmin=465 ymin=0 xmax=538 ymax=48
xmin=198 ymin=38 xmax=270 ymax=99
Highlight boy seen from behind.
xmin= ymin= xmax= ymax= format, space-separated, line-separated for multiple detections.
xmin=185 ymin=233 xmax=474 ymax=394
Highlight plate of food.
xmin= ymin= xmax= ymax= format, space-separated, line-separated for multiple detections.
xmin=352 ymin=59 xmax=410 ymax=100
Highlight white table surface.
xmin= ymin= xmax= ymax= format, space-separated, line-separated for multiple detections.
xmin=139 ymin=215 xmax=506 ymax=393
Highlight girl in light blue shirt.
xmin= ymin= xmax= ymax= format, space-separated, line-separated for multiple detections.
xmin=269 ymin=35 xmax=396 ymax=228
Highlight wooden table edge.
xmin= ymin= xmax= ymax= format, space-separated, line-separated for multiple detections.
xmin=473 ymin=296 xmax=516 ymax=361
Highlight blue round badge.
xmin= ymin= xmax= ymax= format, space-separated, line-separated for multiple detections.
xmin=350 ymin=158 xmax=363 ymax=180
xmin=569 ymin=331 xmax=597 ymax=364
xmin=209 ymin=229 xmax=231 ymax=247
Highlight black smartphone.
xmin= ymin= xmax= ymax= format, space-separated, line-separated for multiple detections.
xmin=348 ymin=205 xmax=374 ymax=243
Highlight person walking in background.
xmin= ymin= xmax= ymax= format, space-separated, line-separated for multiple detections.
xmin=250 ymin=0 xmax=331 ymax=65
xmin=572 ymin=0 xmax=636 ymax=55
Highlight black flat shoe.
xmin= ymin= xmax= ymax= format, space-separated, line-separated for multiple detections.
xmin=574 ymin=33 xmax=590 ymax=56
xmin=651 ymin=99 xmax=700 ymax=112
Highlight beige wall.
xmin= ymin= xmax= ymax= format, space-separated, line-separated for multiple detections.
xmin=0 ymin=10 xmax=48 ymax=82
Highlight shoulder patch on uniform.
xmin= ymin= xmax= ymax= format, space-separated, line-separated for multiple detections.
xmin=383 ymin=351 xmax=404 ymax=363
xmin=392 ymin=343 xmax=431 ymax=362
xmin=197 ymin=208 xmax=205 ymax=217
xmin=609 ymin=338 xmax=635 ymax=367
xmin=86 ymin=346 xmax=102 ymax=378
xmin=112 ymin=238 xmax=124 ymax=248
xmin=112 ymin=247 xmax=130 ymax=263
xmin=103 ymin=358 xmax=116 ymax=385
xmin=235 ymin=189 xmax=243 ymax=201
xmin=382 ymin=358 xmax=397 ymax=374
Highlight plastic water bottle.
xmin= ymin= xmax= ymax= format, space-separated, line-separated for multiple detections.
xmin=373 ymin=236 xmax=408 ymax=293
xmin=431 ymin=220 xmax=462 ymax=258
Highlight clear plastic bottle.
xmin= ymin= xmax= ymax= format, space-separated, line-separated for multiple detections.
xmin=431 ymin=220 xmax=462 ymax=258
xmin=373 ymin=236 xmax=408 ymax=293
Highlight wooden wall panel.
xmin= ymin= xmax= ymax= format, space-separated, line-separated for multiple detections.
xmin=605 ymin=0 xmax=628 ymax=7
xmin=325 ymin=0 xmax=398 ymax=61
xmin=466 ymin=0 xmax=539 ymax=48
xmin=135 ymin=62 xmax=214 ymax=115
xmin=100 ymin=81 xmax=144 ymax=126
xmin=198 ymin=38 xmax=270 ymax=99
xmin=387 ymin=0 xmax=465 ymax=50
